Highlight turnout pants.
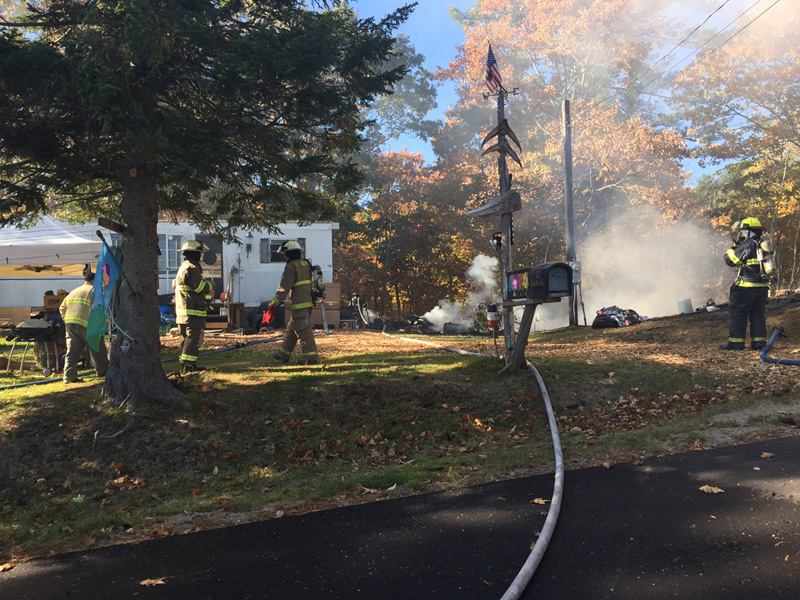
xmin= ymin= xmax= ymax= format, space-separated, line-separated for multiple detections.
xmin=276 ymin=308 xmax=318 ymax=363
xmin=728 ymin=286 xmax=768 ymax=348
xmin=64 ymin=323 xmax=108 ymax=382
xmin=179 ymin=316 xmax=206 ymax=365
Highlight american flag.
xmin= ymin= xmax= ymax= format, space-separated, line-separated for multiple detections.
xmin=485 ymin=44 xmax=502 ymax=93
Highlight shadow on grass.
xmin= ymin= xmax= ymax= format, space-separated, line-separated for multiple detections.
xmin=1 ymin=331 xmax=787 ymax=558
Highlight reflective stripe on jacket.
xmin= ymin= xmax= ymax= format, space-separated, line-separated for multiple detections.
xmin=725 ymin=239 xmax=769 ymax=288
xmin=175 ymin=259 xmax=213 ymax=323
xmin=59 ymin=283 xmax=94 ymax=327
xmin=272 ymin=259 xmax=314 ymax=311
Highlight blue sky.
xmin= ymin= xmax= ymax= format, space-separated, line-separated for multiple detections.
xmin=353 ymin=1 xmax=475 ymax=161
xmin=351 ymin=0 xmax=759 ymax=180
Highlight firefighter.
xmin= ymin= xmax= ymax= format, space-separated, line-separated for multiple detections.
xmin=60 ymin=272 xmax=108 ymax=383
xmin=265 ymin=240 xmax=319 ymax=365
xmin=175 ymin=240 xmax=213 ymax=372
xmin=722 ymin=217 xmax=770 ymax=351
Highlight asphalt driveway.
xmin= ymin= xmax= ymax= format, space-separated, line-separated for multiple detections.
xmin=3 ymin=435 xmax=800 ymax=599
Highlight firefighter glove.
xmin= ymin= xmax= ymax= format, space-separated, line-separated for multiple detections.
xmin=263 ymin=305 xmax=276 ymax=325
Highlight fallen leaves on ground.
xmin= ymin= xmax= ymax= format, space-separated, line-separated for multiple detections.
xmin=699 ymin=485 xmax=725 ymax=494
xmin=140 ymin=578 xmax=166 ymax=586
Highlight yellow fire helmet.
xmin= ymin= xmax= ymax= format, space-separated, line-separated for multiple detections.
xmin=180 ymin=240 xmax=205 ymax=253
xmin=740 ymin=217 xmax=764 ymax=232
xmin=279 ymin=240 xmax=302 ymax=254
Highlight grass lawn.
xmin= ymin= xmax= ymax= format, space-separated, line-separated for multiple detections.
xmin=2 ymin=310 xmax=800 ymax=560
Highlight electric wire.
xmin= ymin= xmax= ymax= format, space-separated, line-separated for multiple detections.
xmin=638 ymin=0 xmax=784 ymax=98
xmin=383 ymin=330 xmax=564 ymax=599
xmin=576 ymin=0 xmax=784 ymax=122
xmin=593 ymin=0 xmax=734 ymax=109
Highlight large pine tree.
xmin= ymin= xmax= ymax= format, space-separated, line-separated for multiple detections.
xmin=0 ymin=0 xmax=410 ymax=406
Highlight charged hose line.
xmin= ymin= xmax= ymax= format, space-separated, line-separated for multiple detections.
xmin=760 ymin=327 xmax=800 ymax=366
xmin=500 ymin=361 xmax=564 ymax=600
xmin=382 ymin=331 xmax=564 ymax=599
xmin=386 ymin=333 xmax=493 ymax=358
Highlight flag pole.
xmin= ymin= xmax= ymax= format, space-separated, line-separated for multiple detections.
xmin=95 ymin=230 xmax=135 ymax=293
xmin=484 ymin=44 xmax=518 ymax=366
xmin=496 ymin=89 xmax=515 ymax=365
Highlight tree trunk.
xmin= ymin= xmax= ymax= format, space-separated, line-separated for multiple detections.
xmin=101 ymin=163 xmax=186 ymax=408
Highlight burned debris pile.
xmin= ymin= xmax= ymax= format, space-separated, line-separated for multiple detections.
xmin=592 ymin=306 xmax=648 ymax=329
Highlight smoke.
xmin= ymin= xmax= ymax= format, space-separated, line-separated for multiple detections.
xmin=509 ymin=205 xmax=727 ymax=331
xmin=465 ymin=254 xmax=499 ymax=305
xmin=421 ymin=254 xmax=499 ymax=332
xmin=419 ymin=204 xmax=726 ymax=334
xmin=580 ymin=203 xmax=727 ymax=321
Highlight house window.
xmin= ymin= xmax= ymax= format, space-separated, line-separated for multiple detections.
xmin=260 ymin=238 xmax=306 ymax=263
xmin=158 ymin=234 xmax=183 ymax=279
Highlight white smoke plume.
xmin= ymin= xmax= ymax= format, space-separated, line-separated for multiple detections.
xmin=579 ymin=204 xmax=727 ymax=322
xmin=422 ymin=254 xmax=499 ymax=332
xmin=521 ymin=205 xmax=729 ymax=331
xmin=466 ymin=254 xmax=500 ymax=305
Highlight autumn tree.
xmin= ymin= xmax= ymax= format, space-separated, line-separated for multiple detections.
xmin=695 ymin=149 xmax=800 ymax=289
xmin=436 ymin=0 xmax=700 ymax=272
xmin=670 ymin=1 xmax=800 ymax=288
xmin=336 ymin=150 xmax=477 ymax=319
xmin=0 ymin=0 xmax=409 ymax=406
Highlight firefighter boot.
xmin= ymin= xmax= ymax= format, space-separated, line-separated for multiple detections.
xmin=751 ymin=341 xmax=766 ymax=351
xmin=272 ymin=351 xmax=290 ymax=365
xmin=182 ymin=363 xmax=206 ymax=374
xmin=719 ymin=343 xmax=745 ymax=351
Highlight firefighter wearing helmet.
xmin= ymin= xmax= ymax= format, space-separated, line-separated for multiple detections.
xmin=175 ymin=240 xmax=214 ymax=372
xmin=722 ymin=217 xmax=770 ymax=351
xmin=60 ymin=271 xmax=109 ymax=383
xmin=264 ymin=240 xmax=319 ymax=365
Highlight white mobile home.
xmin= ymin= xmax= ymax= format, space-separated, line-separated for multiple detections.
xmin=154 ymin=221 xmax=338 ymax=307
xmin=0 ymin=218 xmax=338 ymax=311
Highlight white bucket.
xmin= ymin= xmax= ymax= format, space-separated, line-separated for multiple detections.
xmin=677 ymin=298 xmax=693 ymax=314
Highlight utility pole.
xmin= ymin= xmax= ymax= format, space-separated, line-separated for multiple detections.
xmin=562 ymin=99 xmax=577 ymax=326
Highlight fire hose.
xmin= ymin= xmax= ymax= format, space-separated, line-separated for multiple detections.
xmin=760 ymin=326 xmax=800 ymax=366
xmin=356 ymin=295 xmax=371 ymax=326
xmin=383 ymin=330 xmax=564 ymax=600
xmin=0 ymin=333 xmax=286 ymax=391
xmin=0 ymin=323 xmax=339 ymax=391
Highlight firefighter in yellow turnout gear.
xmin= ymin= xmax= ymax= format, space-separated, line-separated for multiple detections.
xmin=175 ymin=240 xmax=213 ymax=372
xmin=60 ymin=272 xmax=108 ymax=383
xmin=267 ymin=241 xmax=319 ymax=365
xmin=722 ymin=218 xmax=771 ymax=351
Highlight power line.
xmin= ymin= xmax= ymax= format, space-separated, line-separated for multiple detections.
xmin=578 ymin=0 xmax=782 ymax=121
xmin=597 ymin=0 xmax=733 ymax=107
xmin=646 ymin=0 xmax=784 ymax=95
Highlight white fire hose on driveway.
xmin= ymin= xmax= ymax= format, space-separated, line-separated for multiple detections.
xmin=382 ymin=331 xmax=564 ymax=599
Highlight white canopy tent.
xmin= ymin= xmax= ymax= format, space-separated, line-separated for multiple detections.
xmin=0 ymin=217 xmax=107 ymax=277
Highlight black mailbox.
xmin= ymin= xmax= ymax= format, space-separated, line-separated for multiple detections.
xmin=507 ymin=262 xmax=573 ymax=301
